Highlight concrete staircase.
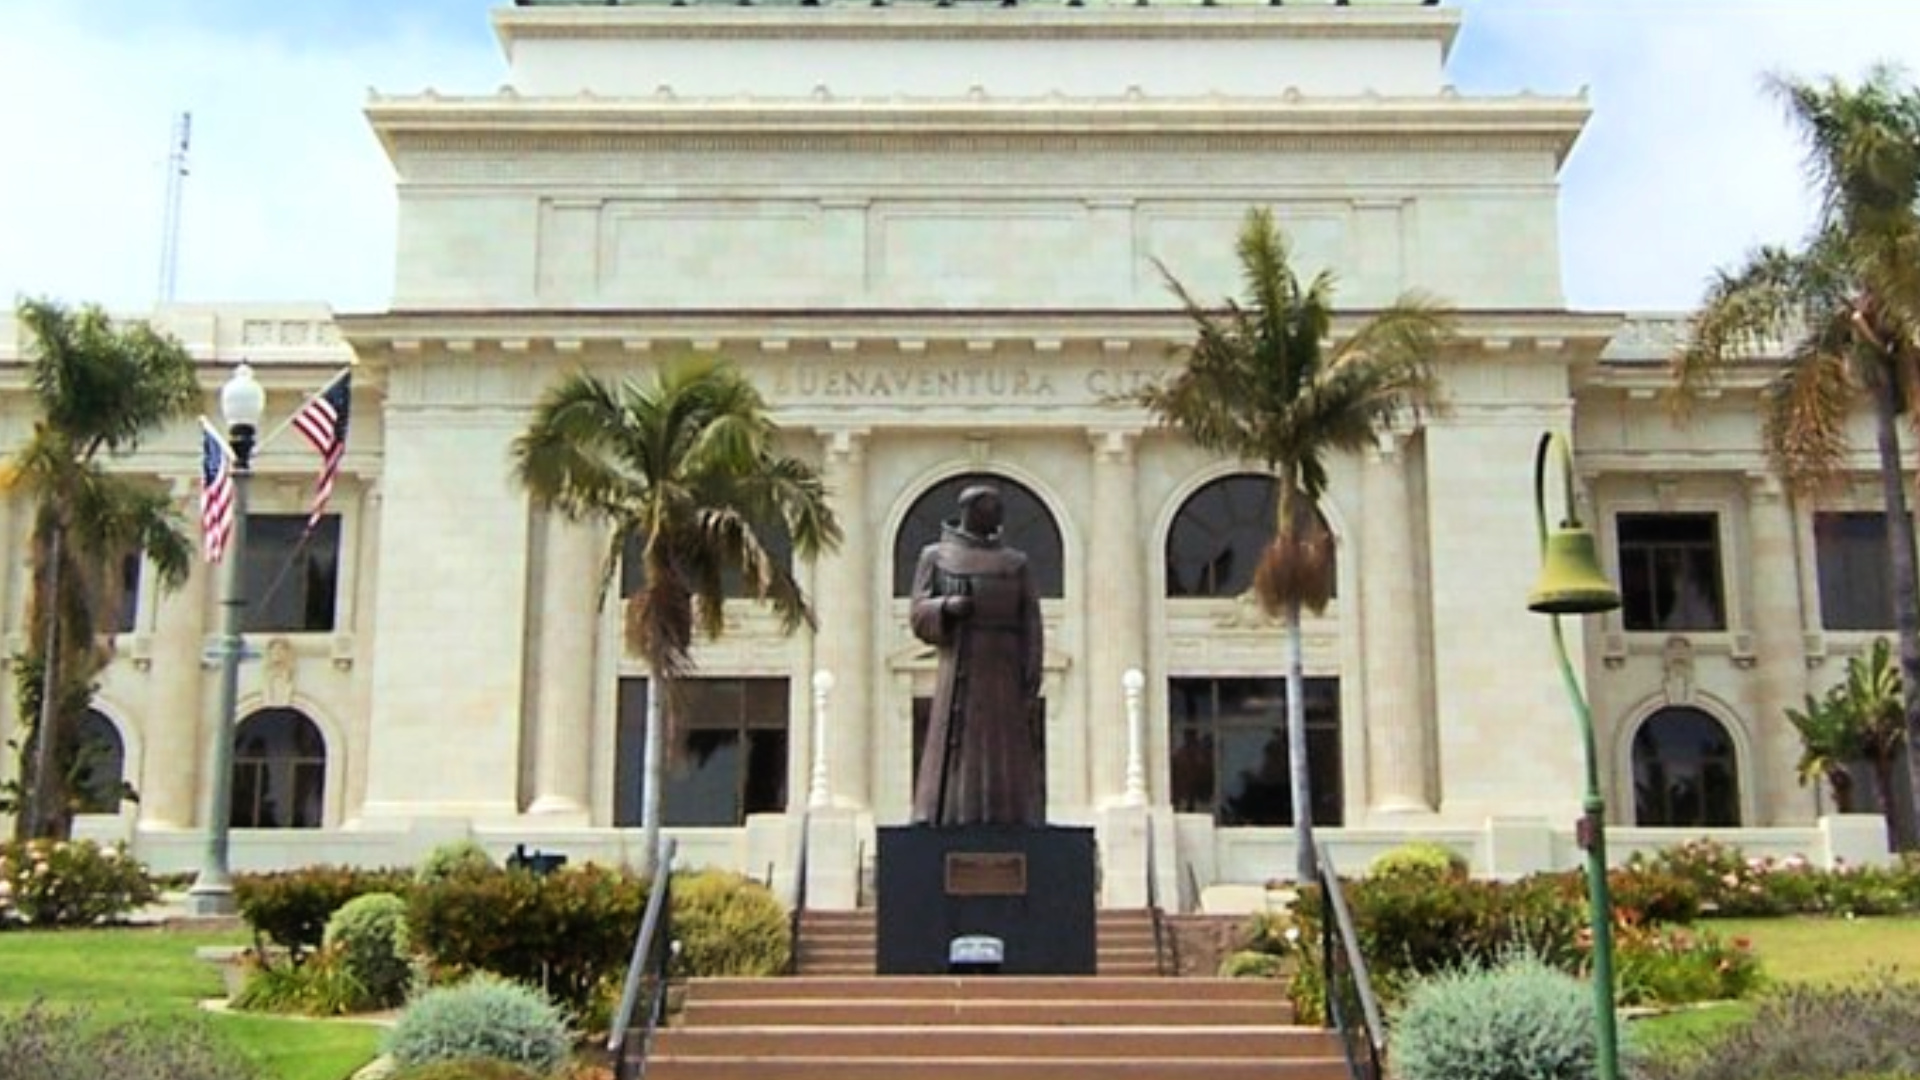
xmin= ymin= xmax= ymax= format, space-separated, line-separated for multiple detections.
xmin=792 ymin=907 xmax=1166 ymax=976
xmin=640 ymin=974 xmax=1349 ymax=1079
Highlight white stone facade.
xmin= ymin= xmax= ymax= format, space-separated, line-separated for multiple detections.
xmin=0 ymin=1 xmax=1894 ymax=904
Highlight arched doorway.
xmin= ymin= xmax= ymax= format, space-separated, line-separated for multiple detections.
xmin=1632 ymin=706 xmax=1741 ymax=826
xmin=894 ymin=472 xmax=1064 ymax=809
xmin=232 ymin=708 xmax=327 ymax=828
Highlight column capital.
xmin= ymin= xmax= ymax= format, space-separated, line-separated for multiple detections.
xmin=1744 ymin=470 xmax=1788 ymax=502
xmin=1087 ymin=426 xmax=1142 ymax=463
xmin=1366 ymin=427 xmax=1414 ymax=465
xmin=819 ymin=426 xmax=870 ymax=462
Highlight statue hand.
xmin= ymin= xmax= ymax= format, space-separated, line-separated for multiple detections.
xmin=944 ymin=595 xmax=975 ymax=620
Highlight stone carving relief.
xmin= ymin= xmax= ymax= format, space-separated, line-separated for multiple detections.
xmin=1662 ymin=635 xmax=1694 ymax=706
xmin=265 ymin=636 xmax=297 ymax=707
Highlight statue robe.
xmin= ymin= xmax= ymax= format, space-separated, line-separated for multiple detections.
xmin=908 ymin=523 xmax=1044 ymax=826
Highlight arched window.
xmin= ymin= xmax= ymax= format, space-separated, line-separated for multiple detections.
xmin=1632 ymin=707 xmax=1740 ymax=827
xmin=72 ymin=709 xmax=127 ymax=814
xmin=892 ymin=473 xmax=1064 ymax=598
xmin=1166 ymin=474 xmax=1336 ymax=599
xmin=232 ymin=709 xmax=326 ymax=829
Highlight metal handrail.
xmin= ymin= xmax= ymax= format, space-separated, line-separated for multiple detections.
xmin=1144 ymin=812 xmax=1169 ymax=975
xmin=786 ymin=811 xmax=811 ymax=975
xmin=609 ymin=836 xmax=678 ymax=1080
xmin=1316 ymin=844 xmax=1385 ymax=1080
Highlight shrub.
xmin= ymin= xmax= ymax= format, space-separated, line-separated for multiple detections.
xmin=1614 ymin=923 xmax=1762 ymax=1007
xmin=0 ymin=839 xmax=157 ymax=927
xmin=384 ymin=974 xmax=571 ymax=1075
xmin=1631 ymin=976 xmax=1920 ymax=1080
xmin=1239 ymin=910 xmax=1299 ymax=957
xmin=231 ymin=946 xmax=368 ymax=1017
xmin=0 ymin=1003 xmax=261 ymax=1080
xmin=1391 ymin=952 xmax=1596 ymax=1080
xmin=670 ymin=869 xmax=791 ymax=977
xmin=1370 ymin=842 xmax=1470 ymax=883
xmin=385 ymin=1061 xmax=544 ymax=1080
xmin=236 ymin=865 xmax=414 ymax=963
xmin=1220 ymin=950 xmax=1287 ymax=978
xmin=418 ymin=841 xmax=497 ymax=885
xmin=325 ymin=891 xmax=413 ymax=1009
xmin=409 ymin=861 xmax=646 ymax=1015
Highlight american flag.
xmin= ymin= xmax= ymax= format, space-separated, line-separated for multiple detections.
xmin=200 ymin=424 xmax=235 ymax=563
xmin=292 ymin=372 xmax=351 ymax=529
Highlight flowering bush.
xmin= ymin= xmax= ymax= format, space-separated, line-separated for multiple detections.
xmin=0 ymin=839 xmax=157 ymax=927
xmin=1638 ymin=838 xmax=1920 ymax=917
xmin=1613 ymin=922 xmax=1762 ymax=1006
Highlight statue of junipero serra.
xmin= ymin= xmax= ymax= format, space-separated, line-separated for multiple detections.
xmin=909 ymin=484 xmax=1044 ymax=826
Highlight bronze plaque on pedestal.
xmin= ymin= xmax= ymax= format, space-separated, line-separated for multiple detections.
xmin=944 ymin=852 xmax=1027 ymax=896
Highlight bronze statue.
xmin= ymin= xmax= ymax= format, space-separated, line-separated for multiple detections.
xmin=909 ymin=485 xmax=1044 ymax=826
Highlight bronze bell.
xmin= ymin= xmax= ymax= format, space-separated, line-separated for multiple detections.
xmin=1528 ymin=524 xmax=1622 ymax=615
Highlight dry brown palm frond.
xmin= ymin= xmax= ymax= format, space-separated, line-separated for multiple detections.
xmin=1252 ymin=514 xmax=1335 ymax=617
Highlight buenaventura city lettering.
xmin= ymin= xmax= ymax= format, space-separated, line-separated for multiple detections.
xmin=771 ymin=366 xmax=1163 ymax=401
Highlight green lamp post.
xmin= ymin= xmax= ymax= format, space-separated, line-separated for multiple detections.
xmin=1528 ymin=430 xmax=1624 ymax=1080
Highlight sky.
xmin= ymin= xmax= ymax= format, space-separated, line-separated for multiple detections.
xmin=1 ymin=0 xmax=1917 ymax=317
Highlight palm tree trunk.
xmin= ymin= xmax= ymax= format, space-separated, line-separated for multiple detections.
xmin=641 ymin=678 xmax=666 ymax=880
xmin=27 ymin=523 xmax=64 ymax=841
xmin=1872 ymin=753 xmax=1899 ymax=822
xmin=1870 ymin=376 xmax=1920 ymax=849
xmin=1286 ymin=598 xmax=1315 ymax=882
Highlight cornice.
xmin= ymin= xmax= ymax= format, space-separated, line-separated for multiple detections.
xmin=336 ymin=307 xmax=1618 ymax=362
xmin=365 ymin=94 xmax=1589 ymax=166
xmin=491 ymin=5 xmax=1463 ymax=51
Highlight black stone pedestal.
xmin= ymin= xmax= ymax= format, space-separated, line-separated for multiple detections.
xmin=875 ymin=825 xmax=1096 ymax=976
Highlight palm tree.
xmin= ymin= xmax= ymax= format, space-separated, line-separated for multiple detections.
xmin=4 ymin=299 xmax=198 ymax=839
xmin=1786 ymin=689 xmax=1861 ymax=813
xmin=1671 ymin=67 xmax=1920 ymax=848
xmin=512 ymin=355 xmax=841 ymax=875
xmin=1130 ymin=207 xmax=1452 ymax=881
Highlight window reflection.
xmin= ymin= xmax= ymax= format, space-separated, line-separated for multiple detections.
xmin=72 ymin=710 xmax=126 ymax=814
xmin=1632 ymin=706 xmax=1740 ymax=827
xmin=615 ymin=677 xmax=789 ymax=827
xmin=1168 ymin=677 xmax=1341 ymax=826
xmin=231 ymin=708 xmax=326 ymax=828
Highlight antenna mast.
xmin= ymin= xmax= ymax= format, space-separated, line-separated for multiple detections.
xmin=157 ymin=111 xmax=191 ymax=304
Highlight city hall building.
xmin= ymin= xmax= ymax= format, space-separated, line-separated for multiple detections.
xmin=0 ymin=0 xmax=1897 ymax=907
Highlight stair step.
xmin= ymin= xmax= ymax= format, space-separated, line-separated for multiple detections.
xmin=689 ymin=977 xmax=1285 ymax=1002
xmin=682 ymin=1000 xmax=1293 ymax=1027
xmin=644 ymin=1056 xmax=1348 ymax=1079
xmin=655 ymin=1025 xmax=1334 ymax=1058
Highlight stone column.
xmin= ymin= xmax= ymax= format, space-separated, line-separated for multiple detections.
xmin=528 ymin=510 xmax=600 ymax=819
xmin=812 ymin=428 xmax=871 ymax=809
xmin=1086 ymin=428 xmax=1146 ymax=806
xmin=141 ymin=476 xmax=209 ymax=829
xmin=1746 ymin=472 xmax=1811 ymax=823
xmin=1361 ymin=431 xmax=1434 ymax=816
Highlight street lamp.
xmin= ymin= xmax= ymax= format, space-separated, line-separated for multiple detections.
xmin=1527 ymin=430 xmax=1624 ymax=1080
xmin=185 ymin=363 xmax=264 ymax=916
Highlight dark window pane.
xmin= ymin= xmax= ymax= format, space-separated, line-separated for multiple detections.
xmin=111 ymin=553 xmax=140 ymax=634
xmin=1815 ymin=512 xmax=1898 ymax=631
xmin=244 ymin=516 xmax=341 ymax=633
xmin=1167 ymin=677 xmax=1342 ymax=827
xmin=1617 ymin=513 xmax=1725 ymax=631
xmin=892 ymin=473 xmax=1064 ymax=597
xmin=232 ymin=708 xmax=326 ymax=829
xmin=1632 ymin=706 xmax=1741 ymax=827
xmin=1165 ymin=475 xmax=1336 ymax=599
xmin=621 ymin=677 xmax=791 ymax=827
xmin=72 ymin=710 xmax=126 ymax=814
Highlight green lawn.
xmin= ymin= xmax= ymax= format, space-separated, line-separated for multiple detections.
xmin=0 ymin=926 xmax=381 ymax=1080
xmin=1626 ymin=915 xmax=1920 ymax=1065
